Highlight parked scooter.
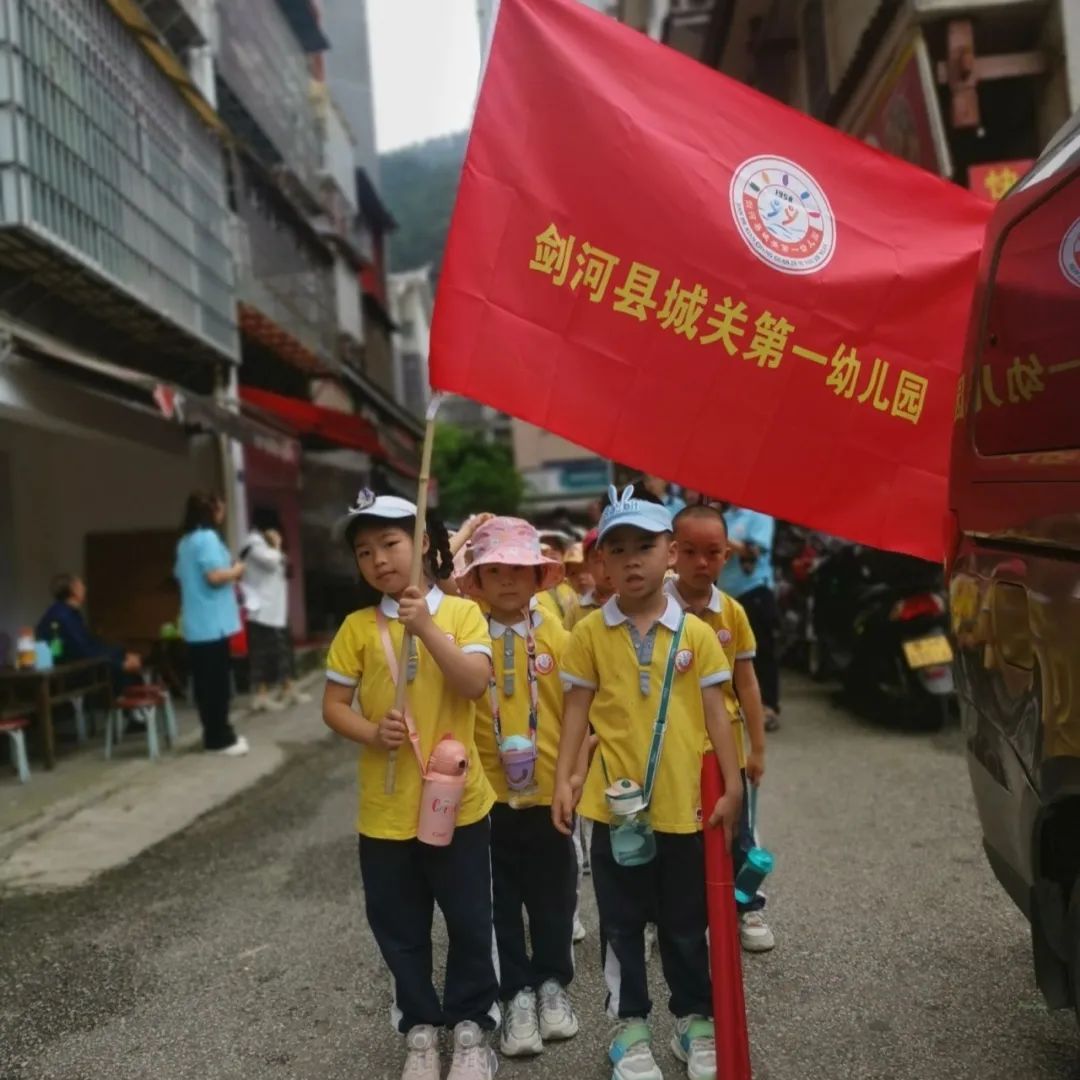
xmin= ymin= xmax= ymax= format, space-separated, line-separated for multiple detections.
xmin=807 ymin=544 xmax=955 ymax=729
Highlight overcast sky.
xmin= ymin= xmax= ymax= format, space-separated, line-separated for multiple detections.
xmin=368 ymin=0 xmax=482 ymax=153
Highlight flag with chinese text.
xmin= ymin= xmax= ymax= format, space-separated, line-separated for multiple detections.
xmin=430 ymin=0 xmax=993 ymax=561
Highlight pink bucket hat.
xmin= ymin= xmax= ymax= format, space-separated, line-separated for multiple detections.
xmin=459 ymin=517 xmax=565 ymax=594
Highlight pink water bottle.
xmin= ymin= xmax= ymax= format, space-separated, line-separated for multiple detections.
xmin=417 ymin=735 xmax=468 ymax=847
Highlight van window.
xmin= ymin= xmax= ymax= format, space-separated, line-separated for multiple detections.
xmin=973 ymin=172 xmax=1080 ymax=455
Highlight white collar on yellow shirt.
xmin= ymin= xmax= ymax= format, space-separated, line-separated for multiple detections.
xmin=664 ymin=577 xmax=722 ymax=614
xmin=379 ymin=585 xmax=444 ymax=620
xmin=489 ymin=597 xmax=542 ymax=640
xmin=602 ymin=593 xmax=683 ymax=631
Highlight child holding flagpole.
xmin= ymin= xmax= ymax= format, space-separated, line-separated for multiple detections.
xmin=321 ymin=490 xmax=500 ymax=1080
xmin=667 ymin=502 xmax=775 ymax=953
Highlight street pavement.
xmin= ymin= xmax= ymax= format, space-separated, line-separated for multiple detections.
xmin=2 ymin=674 xmax=1078 ymax=1080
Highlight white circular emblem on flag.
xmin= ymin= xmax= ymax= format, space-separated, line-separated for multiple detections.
xmin=730 ymin=156 xmax=836 ymax=276
xmin=1058 ymin=216 xmax=1080 ymax=287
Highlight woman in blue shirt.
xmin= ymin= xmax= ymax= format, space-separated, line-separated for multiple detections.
xmin=175 ymin=493 xmax=248 ymax=755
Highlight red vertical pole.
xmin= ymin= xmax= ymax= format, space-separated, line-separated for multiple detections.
xmin=701 ymin=751 xmax=752 ymax=1079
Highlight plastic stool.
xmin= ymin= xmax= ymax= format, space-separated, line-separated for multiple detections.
xmin=126 ymin=684 xmax=178 ymax=748
xmin=0 ymin=718 xmax=31 ymax=782
xmin=72 ymin=695 xmax=88 ymax=745
xmin=104 ymin=694 xmax=162 ymax=761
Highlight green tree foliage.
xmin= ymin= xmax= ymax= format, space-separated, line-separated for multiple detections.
xmin=433 ymin=424 xmax=524 ymax=522
xmin=381 ymin=132 xmax=469 ymax=278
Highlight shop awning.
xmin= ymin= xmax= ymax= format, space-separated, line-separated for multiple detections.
xmin=0 ymin=316 xmax=298 ymax=463
xmin=240 ymin=386 xmax=384 ymax=456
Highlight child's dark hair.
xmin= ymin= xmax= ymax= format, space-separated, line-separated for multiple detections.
xmin=344 ymin=506 xmax=455 ymax=582
xmin=672 ymin=502 xmax=728 ymax=537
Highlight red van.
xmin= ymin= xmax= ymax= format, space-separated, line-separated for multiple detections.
xmin=949 ymin=112 xmax=1080 ymax=1018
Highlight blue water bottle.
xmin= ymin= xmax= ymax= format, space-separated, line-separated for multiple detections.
xmin=734 ymin=786 xmax=774 ymax=905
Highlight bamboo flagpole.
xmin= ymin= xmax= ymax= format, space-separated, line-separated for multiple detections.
xmin=384 ymin=393 xmax=444 ymax=794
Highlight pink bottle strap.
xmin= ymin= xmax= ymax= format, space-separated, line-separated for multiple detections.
xmin=375 ymin=609 xmax=428 ymax=777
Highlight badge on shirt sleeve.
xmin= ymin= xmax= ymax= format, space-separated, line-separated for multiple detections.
xmin=675 ymin=649 xmax=694 ymax=674
xmin=535 ymin=652 xmax=555 ymax=675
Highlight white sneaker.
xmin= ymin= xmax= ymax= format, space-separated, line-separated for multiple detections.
xmin=671 ymin=1016 xmax=715 ymax=1080
xmin=538 ymin=980 xmax=578 ymax=1041
xmin=216 ymin=735 xmax=250 ymax=757
xmin=739 ymin=911 xmax=775 ymax=952
xmin=610 ymin=1019 xmax=662 ymax=1080
xmin=499 ymin=990 xmax=542 ymax=1057
xmin=402 ymin=1024 xmax=440 ymax=1080
xmin=448 ymin=1021 xmax=498 ymax=1080
xmin=252 ymin=693 xmax=285 ymax=713
xmin=573 ymin=915 xmax=586 ymax=943
xmin=286 ymin=688 xmax=314 ymax=705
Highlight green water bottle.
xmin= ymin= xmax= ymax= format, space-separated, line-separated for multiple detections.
xmin=49 ymin=621 xmax=63 ymax=660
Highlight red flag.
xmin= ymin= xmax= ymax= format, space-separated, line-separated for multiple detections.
xmin=701 ymin=752 xmax=752 ymax=1079
xmin=430 ymin=0 xmax=993 ymax=561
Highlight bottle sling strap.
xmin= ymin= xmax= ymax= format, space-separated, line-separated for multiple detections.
xmin=600 ymin=612 xmax=686 ymax=807
xmin=487 ymin=610 xmax=540 ymax=748
xmin=375 ymin=609 xmax=429 ymax=778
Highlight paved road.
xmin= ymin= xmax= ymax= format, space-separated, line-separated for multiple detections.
xmin=2 ymin=675 xmax=1078 ymax=1080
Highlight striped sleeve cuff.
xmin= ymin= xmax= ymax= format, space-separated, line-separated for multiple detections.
xmin=462 ymin=644 xmax=493 ymax=658
xmin=563 ymin=672 xmax=598 ymax=691
xmin=735 ymin=650 xmax=757 ymax=661
xmin=326 ymin=669 xmax=358 ymax=687
xmin=700 ymin=670 xmax=733 ymax=689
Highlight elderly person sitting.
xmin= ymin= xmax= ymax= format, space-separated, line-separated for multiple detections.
xmin=36 ymin=573 xmax=141 ymax=688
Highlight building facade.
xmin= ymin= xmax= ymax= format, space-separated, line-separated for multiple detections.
xmin=0 ymin=0 xmax=424 ymax=657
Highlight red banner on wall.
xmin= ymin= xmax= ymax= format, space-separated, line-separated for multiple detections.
xmin=430 ymin=0 xmax=992 ymax=561
xmin=968 ymin=160 xmax=1035 ymax=202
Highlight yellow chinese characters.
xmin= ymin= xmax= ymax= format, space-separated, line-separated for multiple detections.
xmin=528 ymin=220 xmax=938 ymax=427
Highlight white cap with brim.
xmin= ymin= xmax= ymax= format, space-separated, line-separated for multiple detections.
xmin=597 ymin=484 xmax=673 ymax=542
xmin=334 ymin=489 xmax=417 ymax=541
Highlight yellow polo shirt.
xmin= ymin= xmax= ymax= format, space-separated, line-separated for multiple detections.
xmin=536 ymin=581 xmax=577 ymax=626
xmin=326 ymin=588 xmax=496 ymax=840
xmin=562 ymin=596 xmax=731 ymax=834
xmin=666 ymin=580 xmax=756 ymax=767
xmin=475 ymin=608 xmax=569 ymax=805
xmin=564 ymin=589 xmax=606 ymax=631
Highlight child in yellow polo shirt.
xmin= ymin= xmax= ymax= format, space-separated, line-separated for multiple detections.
xmin=564 ymin=528 xmax=613 ymax=629
xmin=668 ymin=503 xmax=775 ymax=955
xmin=321 ymin=490 xmax=499 ymax=1080
xmin=552 ymin=486 xmax=742 ymax=1080
xmin=459 ymin=517 xmax=580 ymax=1060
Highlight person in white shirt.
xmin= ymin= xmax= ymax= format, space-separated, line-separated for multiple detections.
xmin=241 ymin=508 xmax=311 ymax=711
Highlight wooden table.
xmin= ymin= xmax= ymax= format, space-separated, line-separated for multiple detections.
xmin=0 ymin=658 xmax=115 ymax=769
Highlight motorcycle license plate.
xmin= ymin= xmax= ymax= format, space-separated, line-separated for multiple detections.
xmin=902 ymin=636 xmax=954 ymax=669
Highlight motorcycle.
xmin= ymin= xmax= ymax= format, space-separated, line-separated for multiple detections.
xmin=807 ymin=544 xmax=955 ymax=729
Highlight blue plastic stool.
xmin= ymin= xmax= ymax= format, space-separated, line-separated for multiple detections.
xmin=1 ymin=717 xmax=31 ymax=782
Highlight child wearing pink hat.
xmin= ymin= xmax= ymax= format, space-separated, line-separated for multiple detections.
xmin=459 ymin=517 xmax=581 ymax=1060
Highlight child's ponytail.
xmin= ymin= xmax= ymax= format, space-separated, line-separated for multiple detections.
xmin=425 ymin=513 xmax=454 ymax=581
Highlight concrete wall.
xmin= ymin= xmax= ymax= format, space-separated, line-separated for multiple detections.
xmin=0 ymin=417 xmax=217 ymax=637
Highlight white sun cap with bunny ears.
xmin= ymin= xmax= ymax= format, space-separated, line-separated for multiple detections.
xmin=333 ymin=488 xmax=417 ymax=540
xmin=597 ymin=484 xmax=674 ymax=542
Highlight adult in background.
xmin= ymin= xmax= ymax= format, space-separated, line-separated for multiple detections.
xmin=641 ymin=474 xmax=687 ymax=517
xmin=36 ymin=573 xmax=142 ymax=690
xmin=719 ymin=505 xmax=781 ymax=731
xmin=241 ymin=507 xmax=311 ymax=712
xmin=175 ymin=492 xmax=248 ymax=755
